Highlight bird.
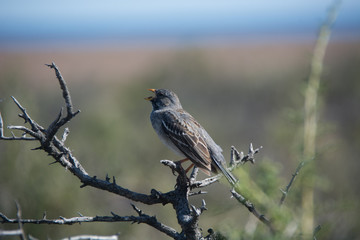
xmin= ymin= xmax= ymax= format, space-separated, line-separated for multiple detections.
xmin=145 ymin=88 xmax=237 ymax=185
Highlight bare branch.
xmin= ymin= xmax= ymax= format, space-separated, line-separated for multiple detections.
xmin=45 ymin=62 xmax=77 ymax=116
xmin=188 ymin=190 xmax=207 ymax=197
xmin=0 ymin=211 xmax=137 ymax=225
xmin=129 ymin=204 xmax=181 ymax=239
xmin=44 ymin=63 xmax=80 ymax=143
xmin=160 ymin=159 xmax=189 ymax=183
xmin=279 ymin=161 xmax=306 ymax=206
xmin=0 ymin=112 xmax=4 ymax=137
xmin=60 ymin=234 xmax=119 ymax=240
xmin=160 ymin=159 xmax=178 ymax=173
xmin=231 ymin=189 xmax=275 ymax=235
xmin=228 ymin=144 xmax=280 ymax=234
xmin=0 ymin=229 xmax=24 ymax=237
xmin=236 ymin=143 xmax=262 ymax=165
xmin=1 ymin=209 xmax=180 ymax=240
xmin=190 ymin=200 xmax=207 ymax=218
xmin=7 ymin=125 xmax=37 ymax=136
xmin=190 ymin=175 xmax=221 ymax=189
xmin=11 ymin=96 xmax=42 ymax=132
xmin=0 ymin=107 xmax=37 ymax=141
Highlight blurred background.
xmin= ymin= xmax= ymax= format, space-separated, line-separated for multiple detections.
xmin=1 ymin=1 xmax=360 ymax=239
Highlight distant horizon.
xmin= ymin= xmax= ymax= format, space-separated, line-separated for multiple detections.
xmin=0 ymin=30 xmax=359 ymax=52
xmin=1 ymin=1 xmax=359 ymax=50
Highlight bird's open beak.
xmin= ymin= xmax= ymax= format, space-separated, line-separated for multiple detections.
xmin=145 ymin=89 xmax=156 ymax=101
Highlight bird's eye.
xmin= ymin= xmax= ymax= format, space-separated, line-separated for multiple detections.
xmin=157 ymin=91 xmax=165 ymax=97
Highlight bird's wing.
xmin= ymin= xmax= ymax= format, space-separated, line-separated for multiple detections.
xmin=161 ymin=110 xmax=212 ymax=173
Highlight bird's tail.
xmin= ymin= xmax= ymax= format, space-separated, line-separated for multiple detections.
xmin=213 ymin=160 xmax=238 ymax=186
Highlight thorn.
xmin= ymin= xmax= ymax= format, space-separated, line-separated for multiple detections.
xmin=49 ymin=160 xmax=58 ymax=165
xmin=249 ymin=143 xmax=254 ymax=153
xmin=190 ymin=205 xmax=200 ymax=216
xmin=131 ymin=204 xmax=143 ymax=216
xmin=73 ymin=110 xmax=81 ymax=117
xmin=31 ymin=146 xmax=43 ymax=151
xmin=105 ymin=174 xmax=110 ymax=182
xmin=45 ymin=63 xmax=55 ymax=69
xmin=77 ymin=212 xmax=83 ymax=217
xmin=112 ymin=176 xmax=116 ymax=185
xmin=19 ymin=114 xmax=28 ymax=123
xmin=201 ymin=199 xmax=207 ymax=211
xmin=42 ymin=211 xmax=47 ymax=219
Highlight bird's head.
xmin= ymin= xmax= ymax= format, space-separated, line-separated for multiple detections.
xmin=145 ymin=89 xmax=182 ymax=110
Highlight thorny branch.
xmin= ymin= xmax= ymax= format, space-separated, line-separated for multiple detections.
xmin=0 ymin=204 xmax=180 ymax=240
xmin=188 ymin=143 xmax=275 ymax=234
xmin=44 ymin=63 xmax=80 ymax=144
xmin=0 ymin=63 xmax=264 ymax=239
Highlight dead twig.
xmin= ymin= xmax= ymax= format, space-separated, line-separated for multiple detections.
xmin=279 ymin=161 xmax=306 ymax=206
xmin=231 ymin=189 xmax=275 ymax=235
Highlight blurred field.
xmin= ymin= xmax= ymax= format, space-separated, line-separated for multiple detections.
xmin=1 ymin=39 xmax=360 ymax=239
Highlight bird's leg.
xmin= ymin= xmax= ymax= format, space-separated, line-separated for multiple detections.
xmin=176 ymin=158 xmax=189 ymax=164
xmin=185 ymin=163 xmax=195 ymax=173
xmin=176 ymin=158 xmax=193 ymax=173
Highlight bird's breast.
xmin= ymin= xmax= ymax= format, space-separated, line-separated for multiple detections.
xmin=150 ymin=110 xmax=186 ymax=157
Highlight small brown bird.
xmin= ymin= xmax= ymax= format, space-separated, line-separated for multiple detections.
xmin=146 ymin=88 xmax=237 ymax=185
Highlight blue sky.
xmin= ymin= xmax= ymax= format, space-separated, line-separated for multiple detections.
xmin=0 ymin=0 xmax=359 ymax=48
